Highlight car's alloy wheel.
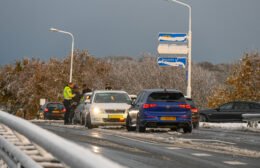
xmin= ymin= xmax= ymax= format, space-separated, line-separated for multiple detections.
xmin=126 ymin=115 xmax=136 ymax=131
xmin=136 ymin=114 xmax=146 ymax=133
xmin=86 ymin=113 xmax=93 ymax=129
xmin=199 ymin=115 xmax=207 ymax=122
xmin=183 ymin=124 xmax=192 ymax=133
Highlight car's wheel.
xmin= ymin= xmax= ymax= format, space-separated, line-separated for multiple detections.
xmin=199 ymin=115 xmax=207 ymax=122
xmin=86 ymin=113 xmax=93 ymax=129
xmin=126 ymin=115 xmax=136 ymax=131
xmin=183 ymin=124 xmax=192 ymax=133
xmin=44 ymin=113 xmax=48 ymax=120
xmin=136 ymin=114 xmax=146 ymax=133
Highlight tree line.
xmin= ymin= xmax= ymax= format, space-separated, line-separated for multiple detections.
xmin=0 ymin=50 xmax=259 ymax=119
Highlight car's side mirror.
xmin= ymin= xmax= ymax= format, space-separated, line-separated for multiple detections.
xmin=215 ymin=107 xmax=220 ymax=111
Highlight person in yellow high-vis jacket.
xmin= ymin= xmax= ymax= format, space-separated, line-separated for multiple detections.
xmin=63 ymin=83 xmax=75 ymax=125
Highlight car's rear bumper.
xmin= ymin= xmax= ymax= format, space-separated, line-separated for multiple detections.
xmin=140 ymin=117 xmax=192 ymax=128
xmin=45 ymin=113 xmax=64 ymax=119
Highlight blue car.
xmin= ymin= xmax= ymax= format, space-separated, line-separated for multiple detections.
xmin=126 ymin=89 xmax=192 ymax=133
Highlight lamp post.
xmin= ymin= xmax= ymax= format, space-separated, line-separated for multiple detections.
xmin=50 ymin=28 xmax=74 ymax=83
xmin=170 ymin=0 xmax=192 ymax=98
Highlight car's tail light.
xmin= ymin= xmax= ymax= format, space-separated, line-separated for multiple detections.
xmin=181 ymin=115 xmax=190 ymax=119
xmin=143 ymin=104 xmax=157 ymax=109
xmin=178 ymin=104 xmax=191 ymax=109
xmin=193 ymin=119 xmax=198 ymax=122
xmin=62 ymin=108 xmax=66 ymax=113
xmin=145 ymin=116 xmax=156 ymax=118
xmin=45 ymin=108 xmax=49 ymax=112
xmin=191 ymin=108 xmax=198 ymax=113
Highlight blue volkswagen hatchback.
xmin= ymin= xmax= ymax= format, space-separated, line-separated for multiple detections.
xmin=126 ymin=89 xmax=192 ymax=133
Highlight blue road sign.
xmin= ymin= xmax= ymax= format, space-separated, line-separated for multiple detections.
xmin=158 ymin=33 xmax=187 ymax=42
xmin=157 ymin=57 xmax=187 ymax=68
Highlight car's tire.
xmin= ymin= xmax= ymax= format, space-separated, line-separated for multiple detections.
xmin=136 ymin=114 xmax=146 ymax=133
xmin=199 ymin=115 xmax=207 ymax=122
xmin=86 ymin=113 xmax=93 ymax=129
xmin=126 ymin=115 xmax=136 ymax=131
xmin=183 ymin=124 xmax=192 ymax=133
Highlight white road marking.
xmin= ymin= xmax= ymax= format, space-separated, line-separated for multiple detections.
xmin=187 ymin=139 xmax=236 ymax=145
xmin=223 ymin=161 xmax=247 ymax=165
xmin=115 ymin=135 xmax=158 ymax=145
xmin=166 ymin=147 xmax=182 ymax=150
xmin=191 ymin=153 xmax=212 ymax=157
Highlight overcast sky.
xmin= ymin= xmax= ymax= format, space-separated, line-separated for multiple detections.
xmin=0 ymin=0 xmax=259 ymax=65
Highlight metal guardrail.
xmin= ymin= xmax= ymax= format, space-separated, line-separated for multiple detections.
xmin=242 ymin=113 xmax=260 ymax=128
xmin=0 ymin=110 xmax=122 ymax=168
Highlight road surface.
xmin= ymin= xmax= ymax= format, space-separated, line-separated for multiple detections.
xmin=35 ymin=122 xmax=260 ymax=168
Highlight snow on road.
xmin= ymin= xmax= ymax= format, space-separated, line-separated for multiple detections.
xmin=31 ymin=120 xmax=260 ymax=158
xmin=200 ymin=122 xmax=260 ymax=133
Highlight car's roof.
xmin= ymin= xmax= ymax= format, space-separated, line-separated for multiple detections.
xmin=142 ymin=89 xmax=183 ymax=94
xmin=93 ymin=90 xmax=128 ymax=94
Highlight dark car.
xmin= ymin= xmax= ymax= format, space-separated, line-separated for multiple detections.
xmin=185 ymin=97 xmax=199 ymax=128
xmin=199 ymin=101 xmax=260 ymax=122
xmin=126 ymin=89 xmax=192 ymax=133
xmin=40 ymin=102 xmax=66 ymax=120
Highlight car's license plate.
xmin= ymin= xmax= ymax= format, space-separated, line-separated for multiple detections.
xmin=161 ymin=117 xmax=176 ymax=121
xmin=53 ymin=111 xmax=60 ymax=113
xmin=109 ymin=115 xmax=123 ymax=119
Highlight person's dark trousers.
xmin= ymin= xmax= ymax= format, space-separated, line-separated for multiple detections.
xmin=63 ymin=99 xmax=71 ymax=124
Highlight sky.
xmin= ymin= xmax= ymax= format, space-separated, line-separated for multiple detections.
xmin=0 ymin=0 xmax=259 ymax=65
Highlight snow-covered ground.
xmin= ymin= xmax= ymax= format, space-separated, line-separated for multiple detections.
xmin=200 ymin=122 xmax=260 ymax=133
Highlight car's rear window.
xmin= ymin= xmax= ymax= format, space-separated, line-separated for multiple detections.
xmin=148 ymin=92 xmax=185 ymax=102
xmin=47 ymin=103 xmax=64 ymax=110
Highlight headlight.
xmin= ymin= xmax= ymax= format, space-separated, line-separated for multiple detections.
xmin=93 ymin=107 xmax=101 ymax=114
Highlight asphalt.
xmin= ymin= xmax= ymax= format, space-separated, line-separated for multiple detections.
xmin=36 ymin=123 xmax=260 ymax=168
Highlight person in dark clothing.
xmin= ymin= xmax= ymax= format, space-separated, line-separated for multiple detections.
xmin=63 ymin=82 xmax=75 ymax=125
xmin=70 ymin=85 xmax=81 ymax=124
xmin=82 ymin=84 xmax=92 ymax=94
xmin=105 ymin=83 xmax=112 ymax=90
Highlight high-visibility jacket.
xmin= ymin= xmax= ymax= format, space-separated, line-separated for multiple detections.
xmin=63 ymin=86 xmax=75 ymax=100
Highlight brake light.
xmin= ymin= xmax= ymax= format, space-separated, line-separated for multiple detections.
xmin=62 ymin=108 xmax=66 ymax=113
xmin=181 ymin=115 xmax=190 ymax=119
xmin=178 ymin=104 xmax=190 ymax=109
xmin=146 ymin=116 xmax=156 ymax=118
xmin=45 ymin=108 xmax=49 ymax=112
xmin=143 ymin=104 xmax=157 ymax=109
xmin=191 ymin=108 xmax=198 ymax=113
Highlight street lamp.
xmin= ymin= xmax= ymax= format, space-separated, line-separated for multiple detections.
xmin=169 ymin=0 xmax=192 ymax=98
xmin=50 ymin=27 xmax=74 ymax=83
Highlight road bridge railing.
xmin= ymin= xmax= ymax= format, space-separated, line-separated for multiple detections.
xmin=0 ymin=110 xmax=123 ymax=168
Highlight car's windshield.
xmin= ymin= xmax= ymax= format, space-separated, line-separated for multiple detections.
xmin=148 ymin=92 xmax=185 ymax=102
xmin=94 ymin=93 xmax=130 ymax=103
